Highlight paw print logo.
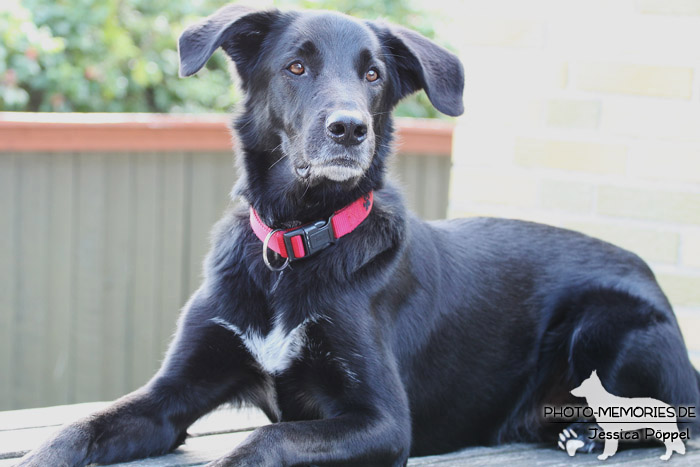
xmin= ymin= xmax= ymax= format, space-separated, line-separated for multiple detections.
xmin=558 ymin=428 xmax=585 ymax=457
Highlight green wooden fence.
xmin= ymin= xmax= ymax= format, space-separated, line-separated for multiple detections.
xmin=0 ymin=148 xmax=450 ymax=410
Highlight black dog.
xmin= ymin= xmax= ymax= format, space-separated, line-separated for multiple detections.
xmin=20 ymin=4 xmax=700 ymax=466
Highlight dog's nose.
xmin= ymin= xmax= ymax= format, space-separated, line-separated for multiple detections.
xmin=325 ymin=110 xmax=368 ymax=146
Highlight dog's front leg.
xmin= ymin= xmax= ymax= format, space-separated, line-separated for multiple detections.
xmin=16 ymin=386 xmax=190 ymax=467
xmin=207 ymin=315 xmax=412 ymax=467
xmin=17 ymin=291 xmax=269 ymax=467
xmin=209 ymin=412 xmax=409 ymax=467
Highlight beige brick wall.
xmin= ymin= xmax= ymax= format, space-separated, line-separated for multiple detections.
xmin=447 ymin=0 xmax=700 ymax=367
xmin=575 ymin=62 xmax=694 ymax=99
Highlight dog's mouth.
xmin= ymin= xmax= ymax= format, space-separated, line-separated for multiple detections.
xmin=314 ymin=163 xmax=365 ymax=182
xmin=283 ymin=120 xmax=375 ymax=184
xmin=295 ymin=157 xmax=366 ymax=183
xmin=324 ymin=157 xmax=361 ymax=168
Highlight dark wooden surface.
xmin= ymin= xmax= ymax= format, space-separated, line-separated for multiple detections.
xmin=0 ymin=403 xmax=698 ymax=466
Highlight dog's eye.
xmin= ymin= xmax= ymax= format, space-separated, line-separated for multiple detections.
xmin=365 ymin=68 xmax=379 ymax=82
xmin=288 ymin=62 xmax=305 ymax=75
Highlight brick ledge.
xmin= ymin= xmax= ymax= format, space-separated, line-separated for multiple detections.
xmin=0 ymin=113 xmax=453 ymax=155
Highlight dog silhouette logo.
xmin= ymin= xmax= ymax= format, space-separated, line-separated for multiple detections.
xmin=560 ymin=370 xmax=687 ymax=461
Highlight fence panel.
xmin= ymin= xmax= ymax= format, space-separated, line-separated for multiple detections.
xmin=0 ymin=141 xmax=451 ymax=410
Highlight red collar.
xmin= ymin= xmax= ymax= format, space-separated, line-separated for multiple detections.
xmin=250 ymin=191 xmax=373 ymax=263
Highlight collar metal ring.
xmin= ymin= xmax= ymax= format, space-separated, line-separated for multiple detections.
xmin=262 ymin=229 xmax=289 ymax=271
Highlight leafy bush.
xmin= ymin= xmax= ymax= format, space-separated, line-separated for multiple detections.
xmin=0 ymin=0 xmax=447 ymax=117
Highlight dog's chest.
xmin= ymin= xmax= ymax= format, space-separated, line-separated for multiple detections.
xmin=210 ymin=317 xmax=308 ymax=374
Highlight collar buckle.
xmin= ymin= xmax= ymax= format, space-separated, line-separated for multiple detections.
xmin=283 ymin=215 xmax=336 ymax=261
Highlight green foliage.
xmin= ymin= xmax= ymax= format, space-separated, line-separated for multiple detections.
xmin=0 ymin=0 xmax=447 ymax=117
xmin=1 ymin=0 xmax=233 ymax=112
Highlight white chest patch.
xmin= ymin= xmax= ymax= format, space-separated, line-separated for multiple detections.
xmin=210 ymin=317 xmax=308 ymax=374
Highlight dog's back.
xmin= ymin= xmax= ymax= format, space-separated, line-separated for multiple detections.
xmin=383 ymin=214 xmax=699 ymax=452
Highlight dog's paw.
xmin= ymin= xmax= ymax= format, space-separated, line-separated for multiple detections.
xmin=558 ymin=428 xmax=585 ymax=456
xmin=205 ymin=444 xmax=279 ymax=467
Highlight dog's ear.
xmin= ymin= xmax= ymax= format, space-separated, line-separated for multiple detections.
xmin=369 ymin=22 xmax=464 ymax=117
xmin=178 ymin=5 xmax=279 ymax=78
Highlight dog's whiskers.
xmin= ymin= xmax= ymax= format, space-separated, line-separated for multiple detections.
xmin=268 ymin=153 xmax=288 ymax=170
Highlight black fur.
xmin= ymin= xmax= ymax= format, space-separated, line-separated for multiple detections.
xmin=19 ymin=5 xmax=699 ymax=467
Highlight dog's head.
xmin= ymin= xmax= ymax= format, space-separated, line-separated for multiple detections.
xmin=178 ymin=5 xmax=463 ymax=203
